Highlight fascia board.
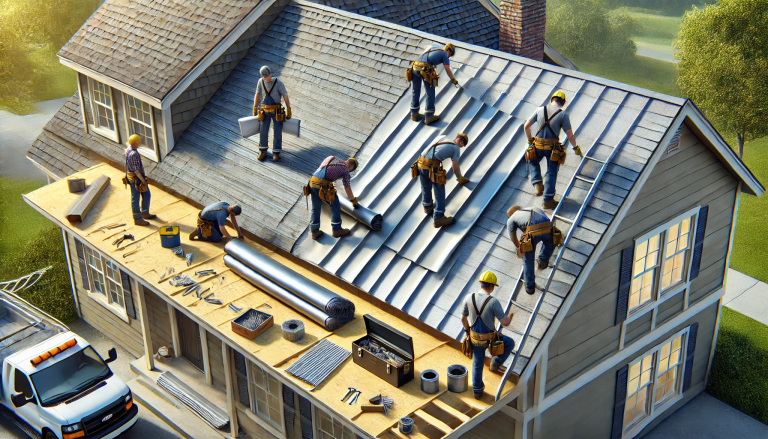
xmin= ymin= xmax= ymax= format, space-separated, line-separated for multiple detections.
xmin=59 ymin=58 xmax=162 ymax=108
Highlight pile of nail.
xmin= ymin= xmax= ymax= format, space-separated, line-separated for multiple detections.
xmin=169 ymin=274 xmax=195 ymax=287
xmin=359 ymin=339 xmax=408 ymax=367
xmin=236 ymin=310 xmax=269 ymax=330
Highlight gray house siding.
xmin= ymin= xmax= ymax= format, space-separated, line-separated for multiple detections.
xmin=539 ymin=301 xmax=718 ymax=439
xmin=544 ymin=123 xmax=737 ymax=395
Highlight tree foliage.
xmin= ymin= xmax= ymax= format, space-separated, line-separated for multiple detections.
xmin=675 ymin=0 xmax=768 ymax=157
xmin=546 ymin=0 xmax=639 ymax=60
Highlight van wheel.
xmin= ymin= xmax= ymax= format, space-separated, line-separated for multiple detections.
xmin=44 ymin=431 xmax=58 ymax=439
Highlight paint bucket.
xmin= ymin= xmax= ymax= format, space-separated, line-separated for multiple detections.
xmin=67 ymin=178 xmax=86 ymax=193
xmin=421 ymin=369 xmax=439 ymax=394
xmin=399 ymin=417 xmax=414 ymax=434
xmin=447 ymin=364 xmax=468 ymax=393
xmin=160 ymin=226 xmax=181 ymax=248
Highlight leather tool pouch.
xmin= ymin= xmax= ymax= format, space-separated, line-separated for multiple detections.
xmin=257 ymin=109 xmax=265 ymax=121
xmin=462 ymin=335 xmax=473 ymax=359
xmin=122 ymin=176 xmax=130 ymax=187
xmin=525 ymin=145 xmax=537 ymax=162
xmin=489 ymin=332 xmax=505 ymax=357
xmin=550 ymin=143 xmax=565 ymax=165
xmin=519 ymin=232 xmax=534 ymax=253
xmin=552 ymin=226 xmax=563 ymax=246
xmin=197 ymin=215 xmax=213 ymax=238
xmin=275 ymin=107 xmax=286 ymax=122
xmin=430 ymin=166 xmax=447 ymax=185
xmin=319 ymin=184 xmax=337 ymax=203
xmin=431 ymin=77 xmax=439 ymax=88
xmin=410 ymin=161 xmax=419 ymax=178
xmin=303 ymin=184 xmax=311 ymax=197
xmin=406 ymin=63 xmax=413 ymax=82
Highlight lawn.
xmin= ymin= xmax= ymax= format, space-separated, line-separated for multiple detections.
xmin=570 ymin=54 xmax=681 ymax=97
xmin=625 ymin=8 xmax=681 ymax=44
xmin=707 ymin=307 xmax=768 ymax=424
xmin=0 ymin=177 xmax=78 ymax=324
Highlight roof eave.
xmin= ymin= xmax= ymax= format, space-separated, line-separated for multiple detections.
xmin=58 ymin=57 xmax=164 ymax=107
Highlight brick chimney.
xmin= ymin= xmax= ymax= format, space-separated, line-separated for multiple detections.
xmin=499 ymin=0 xmax=547 ymax=62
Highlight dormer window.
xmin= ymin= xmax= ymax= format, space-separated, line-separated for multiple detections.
xmin=125 ymin=95 xmax=155 ymax=151
xmin=88 ymin=78 xmax=120 ymax=143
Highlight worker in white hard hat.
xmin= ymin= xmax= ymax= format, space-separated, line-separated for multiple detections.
xmin=523 ymin=90 xmax=583 ymax=210
xmin=253 ymin=65 xmax=292 ymax=162
xmin=460 ymin=271 xmax=515 ymax=400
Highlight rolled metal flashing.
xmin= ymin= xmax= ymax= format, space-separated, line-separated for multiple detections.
xmin=339 ymin=198 xmax=383 ymax=231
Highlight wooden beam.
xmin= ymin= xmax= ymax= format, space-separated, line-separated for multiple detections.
xmin=200 ymin=327 xmax=212 ymax=385
xmin=134 ymin=279 xmax=154 ymax=371
xmin=430 ymin=399 xmax=470 ymax=423
xmin=168 ymin=303 xmax=181 ymax=357
xmin=414 ymin=409 xmax=453 ymax=435
xmin=223 ymin=344 xmax=240 ymax=439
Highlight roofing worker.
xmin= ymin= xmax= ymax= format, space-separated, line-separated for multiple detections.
xmin=308 ymin=156 xmax=360 ymax=240
xmin=125 ymin=135 xmax=156 ymax=226
xmin=524 ymin=91 xmax=583 ymax=209
xmin=409 ymin=43 xmax=459 ymax=125
xmin=416 ymin=133 xmax=469 ymax=228
xmin=189 ymin=202 xmax=244 ymax=242
xmin=507 ymin=206 xmax=557 ymax=295
xmin=253 ymin=65 xmax=291 ymax=162
xmin=460 ymin=271 xmax=515 ymax=400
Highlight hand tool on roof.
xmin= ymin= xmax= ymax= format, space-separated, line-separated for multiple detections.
xmin=340 ymin=388 xmax=356 ymax=402
xmin=122 ymin=246 xmax=142 ymax=258
xmin=87 ymin=222 xmax=125 ymax=235
xmin=369 ymin=394 xmax=381 ymax=404
xmin=205 ymin=298 xmax=223 ymax=305
xmin=229 ymin=304 xmax=242 ymax=313
xmin=348 ymin=390 xmax=361 ymax=405
xmin=381 ymin=396 xmax=394 ymax=415
xmin=172 ymin=246 xmax=184 ymax=257
xmin=186 ymin=253 xmax=193 ymax=267
xmin=195 ymin=269 xmax=216 ymax=277
xmin=112 ymin=234 xmax=135 ymax=248
xmin=182 ymin=284 xmax=200 ymax=296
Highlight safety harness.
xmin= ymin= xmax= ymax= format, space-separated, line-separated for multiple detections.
xmin=525 ymin=107 xmax=566 ymax=164
xmin=257 ymin=79 xmax=285 ymax=121
xmin=469 ymin=294 xmax=505 ymax=356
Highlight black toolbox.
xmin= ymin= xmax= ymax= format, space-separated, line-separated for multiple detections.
xmin=352 ymin=314 xmax=415 ymax=388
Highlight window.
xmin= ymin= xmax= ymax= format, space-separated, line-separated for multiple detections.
xmin=125 ymin=95 xmax=155 ymax=151
xmin=316 ymin=407 xmax=355 ymax=439
xmin=84 ymin=246 xmax=106 ymax=296
xmin=630 ymin=234 xmax=660 ymax=311
xmin=661 ymin=218 xmax=691 ymax=291
xmin=104 ymin=260 xmax=125 ymax=309
xmin=654 ymin=334 xmax=684 ymax=405
xmin=249 ymin=363 xmax=282 ymax=429
xmin=624 ymin=352 xmax=654 ymax=429
xmin=14 ymin=369 xmax=34 ymax=398
xmin=91 ymin=79 xmax=116 ymax=132
xmin=82 ymin=245 xmax=127 ymax=316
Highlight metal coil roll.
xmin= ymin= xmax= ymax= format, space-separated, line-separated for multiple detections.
xmin=282 ymin=319 xmax=305 ymax=341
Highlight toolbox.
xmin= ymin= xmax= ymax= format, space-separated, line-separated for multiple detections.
xmin=160 ymin=226 xmax=181 ymax=248
xmin=352 ymin=314 xmax=414 ymax=388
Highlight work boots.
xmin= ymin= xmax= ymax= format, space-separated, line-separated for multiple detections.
xmin=257 ymin=151 xmax=267 ymax=161
xmin=537 ymin=259 xmax=549 ymax=270
xmin=433 ymin=216 xmax=454 ymax=228
xmin=134 ymin=219 xmax=150 ymax=226
xmin=424 ymin=115 xmax=440 ymax=125
xmin=424 ymin=206 xmax=434 ymax=216
xmin=526 ymin=285 xmax=536 ymax=295
xmin=311 ymin=230 xmax=324 ymax=240
xmin=543 ymin=199 xmax=558 ymax=210
xmin=273 ymin=152 xmax=280 ymax=162
xmin=411 ymin=113 xmax=424 ymax=122
xmin=332 ymin=228 xmax=350 ymax=238
xmin=189 ymin=229 xmax=199 ymax=240
xmin=142 ymin=212 xmax=156 ymax=220
xmin=534 ymin=183 xmax=544 ymax=196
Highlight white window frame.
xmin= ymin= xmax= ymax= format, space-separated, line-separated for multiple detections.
xmin=246 ymin=362 xmax=285 ymax=433
xmin=81 ymin=244 xmax=129 ymax=322
xmin=123 ymin=94 xmax=159 ymax=161
xmin=87 ymin=77 xmax=120 ymax=143
xmin=620 ymin=207 xmax=701 ymax=348
xmin=622 ymin=327 xmax=689 ymax=439
xmin=313 ymin=404 xmax=356 ymax=439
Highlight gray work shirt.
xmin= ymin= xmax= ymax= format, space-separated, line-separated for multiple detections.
xmin=201 ymin=201 xmax=230 ymax=225
xmin=507 ymin=207 xmax=550 ymax=239
xmin=256 ymin=78 xmax=288 ymax=105
xmin=529 ymin=104 xmax=572 ymax=139
xmin=462 ymin=293 xmax=505 ymax=330
xmin=420 ymin=136 xmax=460 ymax=162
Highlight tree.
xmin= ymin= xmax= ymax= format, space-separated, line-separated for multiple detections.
xmin=675 ymin=0 xmax=768 ymax=158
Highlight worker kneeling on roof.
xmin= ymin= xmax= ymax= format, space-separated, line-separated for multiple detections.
xmin=190 ymin=202 xmax=244 ymax=242
xmin=507 ymin=206 xmax=560 ymax=295
xmin=408 ymin=43 xmax=459 ymax=125
xmin=307 ymin=156 xmax=360 ymax=240
xmin=125 ymin=134 xmax=156 ymax=226
xmin=415 ymin=133 xmax=469 ymax=228
xmin=253 ymin=65 xmax=291 ymax=162
xmin=461 ymin=271 xmax=515 ymax=400
xmin=524 ymin=91 xmax=583 ymax=210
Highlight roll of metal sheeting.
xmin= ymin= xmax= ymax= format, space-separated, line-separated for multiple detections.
xmin=338 ymin=198 xmax=383 ymax=231
xmin=225 ymin=240 xmax=355 ymax=320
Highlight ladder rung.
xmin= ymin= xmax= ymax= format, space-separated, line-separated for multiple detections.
xmin=575 ymin=175 xmax=595 ymax=184
xmin=554 ymin=214 xmax=574 ymax=224
xmin=585 ymin=156 xmax=606 ymax=164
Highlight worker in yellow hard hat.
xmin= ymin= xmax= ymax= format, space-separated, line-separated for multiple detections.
xmin=125 ymin=134 xmax=155 ymax=226
xmin=416 ymin=133 xmax=470 ymax=228
xmin=523 ymin=90 xmax=583 ymax=210
xmin=460 ymin=271 xmax=516 ymax=400
xmin=507 ymin=205 xmax=557 ymax=295
xmin=408 ymin=43 xmax=459 ymax=126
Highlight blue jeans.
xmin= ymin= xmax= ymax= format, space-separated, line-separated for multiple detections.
xmin=418 ymin=167 xmax=445 ymax=220
xmin=410 ymin=70 xmax=436 ymax=117
xmin=527 ymin=147 xmax=560 ymax=202
xmin=259 ymin=95 xmax=282 ymax=152
xmin=470 ymin=318 xmax=516 ymax=394
xmin=309 ymin=188 xmax=342 ymax=233
xmin=523 ymin=234 xmax=557 ymax=291
xmin=129 ymin=180 xmax=151 ymax=220
xmin=197 ymin=219 xmax=222 ymax=242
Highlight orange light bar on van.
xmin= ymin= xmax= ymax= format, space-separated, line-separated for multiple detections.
xmin=30 ymin=339 xmax=77 ymax=367
xmin=62 ymin=431 xmax=84 ymax=439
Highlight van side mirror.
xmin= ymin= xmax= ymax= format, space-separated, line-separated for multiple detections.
xmin=104 ymin=348 xmax=117 ymax=364
xmin=12 ymin=392 xmax=34 ymax=408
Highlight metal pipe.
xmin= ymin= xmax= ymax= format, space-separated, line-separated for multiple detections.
xmin=447 ymin=364 xmax=468 ymax=393
xmin=225 ymin=240 xmax=355 ymax=320
xmin=421 ymin=370 xmax=439 ymax=394
xmin=338 ymin=198 xmax=383 ymax=231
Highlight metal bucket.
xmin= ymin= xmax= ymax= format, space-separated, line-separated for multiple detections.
xmin=67 ymin=178 xmax=86 ymax=193
xmin=447 ymin=364 xmax=468 ymax=393
xmin=420 ymin=369 xmax=439 ymax=394
xmin=399 ymin=417 xmax=414 ymax=434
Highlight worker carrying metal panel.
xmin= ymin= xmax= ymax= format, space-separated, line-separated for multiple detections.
xmin=407 ymin=43 xmax=459 ymax=125
xmin=507 ymin=206 xmax=561 ymax=295
xmin=306 ymin=156 xmax=360 ymax=240
xmin=189 ymin=201 xmax=244 ymax=242
xmin=413 ymin=133 xmax=469 ymax=228
xmin=124 ymin=134 xmax=156 ymax=226
xmin=460 ymin=271 xmax=515 ymax=400
xmin=253 ymin=65 xmax=292 ymax=162
xmin=523 ymin=91 xmax=583 ymax=210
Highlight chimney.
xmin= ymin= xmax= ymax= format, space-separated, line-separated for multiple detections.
xmin=499 ymin=0 xmax=547 ymax=62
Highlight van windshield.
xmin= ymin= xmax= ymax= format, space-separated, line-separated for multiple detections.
xmin=30 ymin=346 xmax=112 ymax=406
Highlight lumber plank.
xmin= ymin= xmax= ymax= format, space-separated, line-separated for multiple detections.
xmin=414 ymin=409 xmax=453 ymax=434
xmin=431 ymin=399 xmax=471 ymax=423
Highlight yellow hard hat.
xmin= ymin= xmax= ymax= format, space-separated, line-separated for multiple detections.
xmin=444 ymin=43 xmax=456 ymax=56
xmin=478 ymin=271 xmax=499 ymax=287
xmin=457 ymin=133 xmax=468 ymax=145
xmin=348 ymin=158 xmax=359 ymax=171
xmin=551 ymin=90 xmax=566 ymax=102
xmin=128 ymin=134 xmax=142 ymax=146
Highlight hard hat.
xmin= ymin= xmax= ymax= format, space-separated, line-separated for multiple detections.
xmin=551 ymin=90 xmax=566 ymax=102
xmin=128 ymin=134 xmax=142 ymax=146
xmin=478 ymin=271 xmax=499 ymax=287
xmin=348 ymin=158 xmax=359 ymax=171
xmin=444 ymin=43 xmax=456 ymax=56
xmin=260 ymin=65 xmax=272 ymax=77
xmin=457 ymin=133 xmax=469 ymax=146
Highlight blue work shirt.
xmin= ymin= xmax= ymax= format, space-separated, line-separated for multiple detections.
xmin=507 ymin=207 xmax=550 ymax=239
xmin=420 ymin=136 xmax=460 ymax=163
xmin=201 ymin=201 xmax=230 ymax=226
xmin=417 ymin=49 xmax=451 ymax=67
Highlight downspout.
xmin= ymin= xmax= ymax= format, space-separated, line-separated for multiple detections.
xmin=61 ymin=228 xmax=82 ymax=318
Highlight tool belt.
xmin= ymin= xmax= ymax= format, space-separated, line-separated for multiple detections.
xmin=413 ymin=142 xmax=452 ymax=185
xmin=126 ymin=172 xmax=149 ymax=193
xmin=310 ymin=176 xmax=337 ymax=203
xmin=519 ymin=210 xmax=550 ymax=254
xmin=469 ymin=295 xmax=505 ymax=356
xmin=197 ymin=214 xmax=213 ymax=238
xmin=413 ymin=61 xmax=439 ymax=87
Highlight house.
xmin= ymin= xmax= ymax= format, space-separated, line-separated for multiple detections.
xmin=23 ymin=0 xmax=764 ymax=439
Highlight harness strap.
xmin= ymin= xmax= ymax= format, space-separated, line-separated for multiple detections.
xmin=534 ymin=107 xmax=562 ymax=138
xmin=259 ymin=78 xmax=279 ymax=106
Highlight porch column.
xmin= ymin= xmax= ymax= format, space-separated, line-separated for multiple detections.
xmin=134 ymin=280 xmax=154 ymax=371
xmin=168 ymin=303 xmax=181 ymax=357
xmin=222 ymin=344 xmax=240 ymax=439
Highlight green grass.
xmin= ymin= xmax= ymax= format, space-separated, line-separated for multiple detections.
xmin=0 ymin=177 xmax=78 ymax=324
xmin=625 ymin=9 xmax=681 ymax=42
xmin=728 ymin=136 xmax=768 ymax=283
xmin=707 ymin=307 xmax=768 ymax=424
xmin=571 ymin=54 xmax=681 ymax=97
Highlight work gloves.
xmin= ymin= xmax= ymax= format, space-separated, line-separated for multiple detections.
xmin=457 ymin=176 xmax=469 ymax=185
xmin=287 ymin=107 xmax=292 ymax=120
xmin=451 ymin=78 xmax=459 ymax=87
xmin=527 ymin=138 xmax=534 ymax=146
xmin=253 ymin=105 xmax=258 ymax=117
xmin=350 ymin=197 xmax=361 ymax=209
xmin=573 ymin=145 xmax=583 ymax=158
